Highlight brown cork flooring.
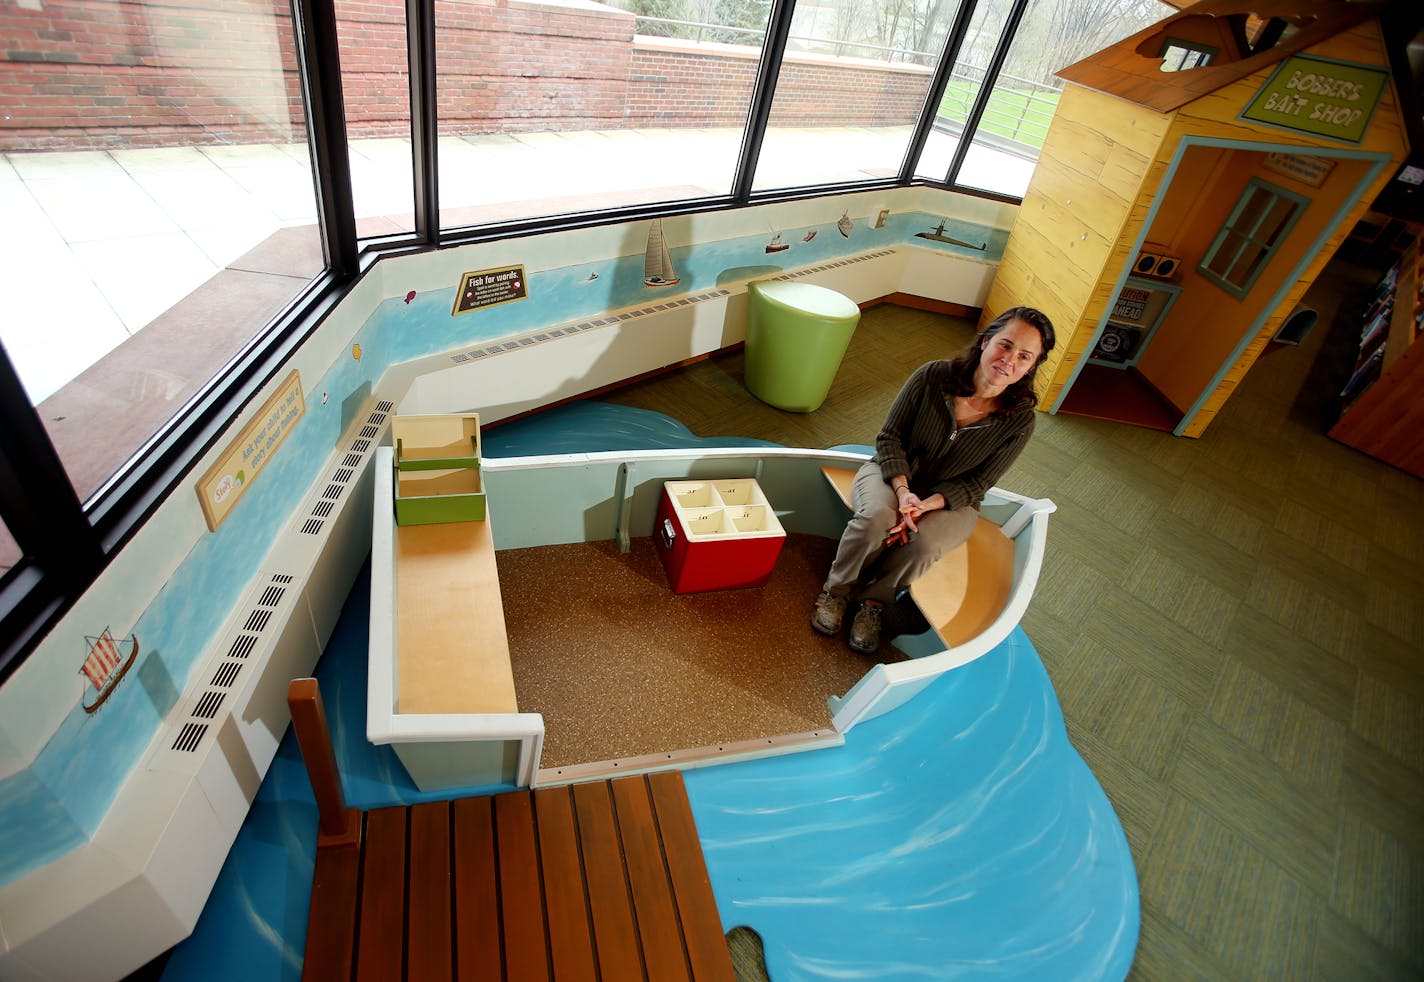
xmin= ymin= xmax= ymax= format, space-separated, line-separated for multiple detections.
xmin=497 ymin=533 xmax=910 ymax=772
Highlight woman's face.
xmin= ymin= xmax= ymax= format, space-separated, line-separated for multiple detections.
xmin=976 ymin=318 xmax=1044 ymax=392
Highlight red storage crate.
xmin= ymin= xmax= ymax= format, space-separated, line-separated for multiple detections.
xmin=654 ymin=479 xmax=786 ymax=594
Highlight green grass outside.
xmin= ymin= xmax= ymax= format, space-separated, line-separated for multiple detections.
xmin=938 ymin=80 xmax=1061 ymax=149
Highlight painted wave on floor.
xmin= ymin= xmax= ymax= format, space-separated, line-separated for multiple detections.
xmin=162 ymin=400 xmax=1138 ymax=981
xmin=685 ymin=626 xmax=1137 ymax=980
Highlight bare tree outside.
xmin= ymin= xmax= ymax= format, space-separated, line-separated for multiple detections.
xmin=1007 ymin=0 xmax=1166 ymax=85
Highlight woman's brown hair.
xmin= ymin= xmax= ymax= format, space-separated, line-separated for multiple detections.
xmin=940 ymin=306 xmax=1056 ymax=414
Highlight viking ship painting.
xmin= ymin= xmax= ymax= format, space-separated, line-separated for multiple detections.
xmin=80 ymin=628 xmax=138 ymax=713
xmin=643 ymin=219 xmax=680 ymax=287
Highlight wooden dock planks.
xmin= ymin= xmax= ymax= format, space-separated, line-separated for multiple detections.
xmin=302 ymin=772 xmax=734 ymax=981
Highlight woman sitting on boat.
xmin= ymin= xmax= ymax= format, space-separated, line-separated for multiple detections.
xmin=811 ymin=306 xmax=1056 ymax=654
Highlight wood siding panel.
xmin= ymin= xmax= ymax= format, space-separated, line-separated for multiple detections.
xmin=573 ymin=780 xmax=646 ymax=980
xmin=357 ymin=807 xmax=408 ymax=982
xmin=534 ymin=786 xmax=598 ymax=982
xmin=495 ymin=791 xmax=551 ymax=982
xmin=1058 ymin=84 xmax=1173 ymax=159
xmin=409 ymin=801 xmax=454 ymax=981
xmin=613 ymin=776 xmax=693 ymax=982
xmin=453 ymin=796 xmax=503 ymax=982
xmin=647 ymin=771 xmax=737 ymax=982
xmin=302 ymin=835 xmax=361 ymax=981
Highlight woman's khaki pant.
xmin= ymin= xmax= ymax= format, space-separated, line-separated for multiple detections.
xmin=822 ymin=461 xmax=978 ymax=604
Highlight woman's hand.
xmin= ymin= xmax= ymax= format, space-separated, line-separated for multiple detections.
xmin=885 ymin=486 xmax=943 ymax=546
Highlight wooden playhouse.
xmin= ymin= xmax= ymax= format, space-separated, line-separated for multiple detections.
xmin=983 ymin=0 xmax=1414 ymax=437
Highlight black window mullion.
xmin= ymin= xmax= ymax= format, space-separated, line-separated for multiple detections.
xmin=899 ymin=0 xmax=981 ymax=183
xmin=0 ymin=345 xmax=100 ymax=577
xmin=731 ymin=0 xmax=798 ymax=202
xmin=0 ymin=342 xmax=101 ymax=682
xmin=943 ymin=0 xmax=1033 ymax=187
xmin=292 ymin=0 xmax=359 ymax=277
xmin=408 ymin=0 xmax=440 ymax=243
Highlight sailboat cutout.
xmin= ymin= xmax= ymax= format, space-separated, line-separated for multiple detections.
xmin=837 ymin=212 xmax=853 ymax=237
xmin=916 ymin=220 xmax=987 ymax=251
xmin=765 ymin=233 xmax=788 ymax=253
xmin=644 ymin=219 xmax=679 ymax=287
xmin=80 ymin=628 xmax=138 ymax=714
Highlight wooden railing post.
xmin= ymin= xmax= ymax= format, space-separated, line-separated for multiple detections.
xmin=288 ymin=677 xmax=361 ymax=848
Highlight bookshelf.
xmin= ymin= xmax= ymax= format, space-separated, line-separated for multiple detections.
xmin=1328 ymin=230 xmax=1424 ymax=478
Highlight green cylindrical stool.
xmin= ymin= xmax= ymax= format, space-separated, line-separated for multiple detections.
xmin=744 ymin=280 xmax=860 ymax=412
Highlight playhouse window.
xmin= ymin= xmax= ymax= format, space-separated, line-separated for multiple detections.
xmin=1158 ymin=37 xmax=1216 ymax=72
xmin=1199 ymin=178 xmax=1308 ymax=299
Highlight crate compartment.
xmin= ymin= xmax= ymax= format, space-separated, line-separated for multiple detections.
xmin=679 ymin=506 xmax=730 ymax=538
xmin=393 ymin=413 xmax=482 ymax=471
xmin=654 ymin=479 xmax=785 ymax=594
xmin=710 ymin=479 xmax=766 ymax=507
xmin=663 ymin=481 xmax=719 ymax=509
xmin=726 ymin=505 xmax=778 ymax=535
xmin=394 ymin=465 xmax=486 ymax=525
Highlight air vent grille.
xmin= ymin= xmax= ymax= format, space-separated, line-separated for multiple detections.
xmin=172 ymin=723 xmax=207 ymax=753
xmin=227 ymin=634 xmax=257 ymax=660
xmin=168 ymin=570 xmax=297 ymax=756
xmin=193 ymin=691 xmax=226 ymax=719
xmin=212 ymin=662 xmax=242 ymax=688
xmin=767 ymin=249 xmax=896 ymax=281
xmin=448 ymin=289 xmax=733 ymax=364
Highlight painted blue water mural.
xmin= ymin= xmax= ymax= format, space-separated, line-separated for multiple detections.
xmin=684 ymin=628 xmax=1137 ymax=980
xmin=161 ymin=401 xmax=1138 ymax=981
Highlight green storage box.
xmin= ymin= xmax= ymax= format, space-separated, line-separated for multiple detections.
xmin=393 ymin=465 xmax=486 ymax=525
xmin=744 ymin=280 xmax=860 ymax=412
xmin=390 ymin=412 xmax=486 ymax=525
xmin=392 ymin=413 xmax=482 ymax=471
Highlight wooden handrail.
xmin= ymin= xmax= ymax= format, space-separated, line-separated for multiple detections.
xmin=288 ymin=677 xmax=360 ymax=847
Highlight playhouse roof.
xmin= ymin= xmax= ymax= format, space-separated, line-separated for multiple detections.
xmin=1056 ymin=0 xmax=1392 ymax=113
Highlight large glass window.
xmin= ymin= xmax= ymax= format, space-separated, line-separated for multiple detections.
xmin=917 ymin=0 xmax=1169 ymax=197
xmin=434 ymin=0 xmax=771 ymax=227
xmin=336 ymin=0 xmax=416 ymax=236
xmin=0 ymin=0 xmax=323 ymax=505
xmin=752 ymin=0 xmax=963 ymax=193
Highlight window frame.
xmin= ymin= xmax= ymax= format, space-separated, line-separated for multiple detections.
xmin=1198 ymin=177 xmax=1309 ymax=300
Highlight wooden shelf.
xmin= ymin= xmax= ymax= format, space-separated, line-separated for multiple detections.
xmin=1329 ymin=233 xmax=1424 ymax=478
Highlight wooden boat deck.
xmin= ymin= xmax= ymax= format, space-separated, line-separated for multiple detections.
xmin=301 ymin=770 xmax=735 ymax=981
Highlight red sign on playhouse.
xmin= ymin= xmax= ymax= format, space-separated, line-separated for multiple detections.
xmin=453 ymin=264 xmax=528 ymax=315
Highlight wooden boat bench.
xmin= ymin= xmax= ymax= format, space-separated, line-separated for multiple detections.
xmin=820 ymin=466 xmax=1015 ymax=648
xmin=394 ymin=511 xmax=518 ymax=714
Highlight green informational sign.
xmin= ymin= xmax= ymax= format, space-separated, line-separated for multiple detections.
xmin=1241 ymin=55 xmax=1390 ymax=144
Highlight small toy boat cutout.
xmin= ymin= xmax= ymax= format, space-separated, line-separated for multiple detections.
xmin=765 ymin=234 xmax=789 ymax=254
xmin=915 ymin=221 xmax=986 ymax=251
xmin=803 ymin=230 xmax=817 ymax=242
xmin=837 ymin=212 xmax=852 ymax=237
xmin=80 ymin=628 xmax=138 ymax=714
xmin=644 ymin=219 xmax=680 ymax=287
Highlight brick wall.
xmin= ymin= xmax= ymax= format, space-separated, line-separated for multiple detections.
xmin=1 ymin=0 xmax=931 ymax=152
